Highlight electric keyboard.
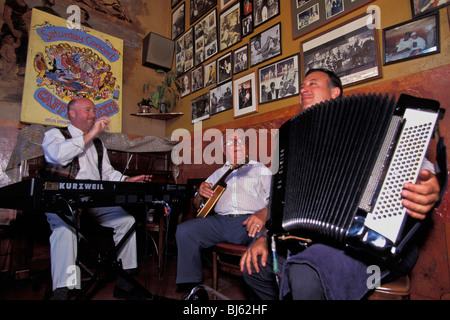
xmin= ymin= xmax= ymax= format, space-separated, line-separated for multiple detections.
xmin=0 ymin=177 xmax=189 ymax=212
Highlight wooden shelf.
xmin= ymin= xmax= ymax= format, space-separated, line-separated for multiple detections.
xmin=131 ymin=112 xmax=184 ymax=120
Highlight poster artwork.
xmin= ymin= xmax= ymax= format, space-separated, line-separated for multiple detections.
xmin=21 ymin=9 xmax=123 ymax=132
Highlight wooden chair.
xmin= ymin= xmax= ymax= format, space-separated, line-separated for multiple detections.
xmin=212 ymin=242 xmax=247 ymax=298
xmin=146 ymin=215 xmax=166 ymax=279
xmin=212 ymin=242 xmax=411 ymax=300
xmin=367 ymin=274 xmax=411 ymax=300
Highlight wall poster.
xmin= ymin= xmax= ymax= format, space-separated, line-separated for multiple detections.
xmin=21 ymin=9 xmax=124 ymax=133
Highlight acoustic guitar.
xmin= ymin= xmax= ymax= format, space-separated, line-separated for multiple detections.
xmin=196 ymin=158 xmax=249 ymax=218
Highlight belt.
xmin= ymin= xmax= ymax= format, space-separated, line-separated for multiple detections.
xmin=222 ymin=214 xmax=252 ymax=218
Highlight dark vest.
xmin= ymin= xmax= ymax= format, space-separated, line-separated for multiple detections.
xmin=39 ymin=127 xmax=103 ymax=180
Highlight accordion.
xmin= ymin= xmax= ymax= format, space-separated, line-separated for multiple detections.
xmin=268 ymin=93 xmax=443 ymax=261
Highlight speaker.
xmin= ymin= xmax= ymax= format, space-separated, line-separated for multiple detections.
xmin=142 ymin=32 xmax=175 ymax=71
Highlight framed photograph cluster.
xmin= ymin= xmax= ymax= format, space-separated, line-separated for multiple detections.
xmin=291 ymin=0 xmax=375 ymax=39
xmin=258 ymin=54 xmax=299 ymax=105
xmin=250 ymin=22 xmax=282 ymax=67
xmin=194 ymin=9 xmax=219 ymax=66
xmin=219 ymin=2 xmax=242 ymax=51
xmin=301 ymin=13 xmax=382 ymax=87
xmin=175 ymin=28 xmax=194 ymax=76
xmin=383 ymin=12 xmax=440 ymax=65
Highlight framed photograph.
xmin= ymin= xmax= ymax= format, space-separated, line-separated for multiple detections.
xmin=172 ymin=0 xmax=182 ymax=8
xmin=217 ymin=51 xmax=233 ymax=84
xmin=172 ymin=2 xmax=185 ymax=40
xmin=253 ymin=0 xmax=280 ymax=28
xmin=204 ymin=60 xmax=217 ymax=88
xmin=219 ymin=3 xmax=242 ymax=51
xmin=175 ymin=28 xmax=194 ymax=76
xmin=190 ymin=0 xmax=217 ymax=25
xmin=194 ymin=9 xmax=218 ymax=66
xmin=411 ymin=0 xmax=449 ymax=17
xmin=191 ymin=65 xmax=204 ymax=93
xmin=233 ymin=72 xmax=258 ymax=118
xmin=220 ymin=0 xmax=238 ymax=11
xmin=301 ymin=13 xmax=382 ymax=88
xmin=242 ymin=0 xmax=253 ymax=16
xmin=180 ymin=72 xmax=191 ymax=97
xmin=384 ymin=12 xmax=440 ymax=65
xmin=250 ymin=22 xmax=282 ymax=67
xmin=210 ymin=81 xmax=233 ymax=115
xmin=258 ymin=53 xmax=299 ymax=105
xmin=242 ymin=15 xmax=254 ymax=37
xmin=291 ymin=0 xmax=375 ymax=40
xmin=191 ymin=92 xmax=210 ymax=123
xmin=233 ymin=44 xmax=249 ymax=75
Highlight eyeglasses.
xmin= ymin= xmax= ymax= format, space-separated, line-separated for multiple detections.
xmin=225 ymin=137 xmax=246 ymax=146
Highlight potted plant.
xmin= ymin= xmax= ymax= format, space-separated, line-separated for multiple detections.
xmin=149 ymin=69 xmax=182 ymax=113
xmin=137 ymin=83 xmax=157 ymax=113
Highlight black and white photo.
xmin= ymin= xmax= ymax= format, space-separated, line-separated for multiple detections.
xmin=172 ymin=3 xmax=185 ymax=40
xmin=210 ymin=81 xmax=233 ymax=115
xmin=258 ymin=54 xmax=299 ymax=104
xmin=233 ymin=44 xmax=249 ymax=75
xmin=302 ymin=14 xmax=382 ymax=87
xmin=253 ymin=0 xmax=280 ymax=28
xmin=250 ymin=23 xmax=282 ymax=67
xmin=217 ymin=51 xmax=233 ymax=84
xmin=191 ymin=92 xmax=210 ymax=123
xmin=181 ymin=72 xmax=191 ymax=98
xmin=191 ymin=65 xmax=204 ymax=93
xmin=190 ymin=0 xmax=217 ymax=24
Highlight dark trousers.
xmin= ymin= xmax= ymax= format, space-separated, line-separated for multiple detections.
xmin=176 ymin=214 xmax=252 ymax=284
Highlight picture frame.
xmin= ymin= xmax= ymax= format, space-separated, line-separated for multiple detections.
xmin=180 ymin=72 xmax=191 ymax=98
xmin=250 ymin=22 xmax=282 ymax=67
xmin=194 ymin=9 xmax=218 ymax=66
xmin=220 ymin=0 xmax=238 ymax=11
xmin=253 ymin=0 xmax=280 ymax=28
xmin=217 ymin=51 xmax=233 ymax=84
xmin=411 ymin=0 xmax=449 ymax=17
xmin=191 ymin=92 xmax=210 ymax=123
xmin=219 ymin=2 xmax=242 ymax=51
xmin=291 ymin=0 xmax=375 ymax=40
xmin=172 ymin=2 xmax=185 ymax=40
xmin=301 ymin=13 xmax=382 ymax=88
xmin=383 ymin=12 xmax=440 ymax=65
xmin=242 ymin=15 xmax=253 ymax=37
xmin=258 ymin=53 xmax=300 ymax=105
xmin=204 ymin=60 xmax=217 ymax=88
xmin=210 ymin=80 xmax=233 ymax=115
xmin=172 ymin=0 xmax=182 ymax=8
xmin=242 ymin=0 xmax=253 ymax=17
xmin=233 ymin=72 xmax=258 ymax=118
xmin=175 ymin=28 xmax=194 ymax=76
xmin=233 ymin=44 xmax=249 ymax=75
xmin=190 ymin=0 xmax=217 ymax=25
xmin=191 ymin=65 xmax=204 ymax=93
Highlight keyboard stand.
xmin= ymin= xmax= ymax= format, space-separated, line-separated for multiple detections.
xmin=53 ymin=196 xmax=155 ymax=300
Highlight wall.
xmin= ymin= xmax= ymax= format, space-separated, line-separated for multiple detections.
xmin=167 ymin=0 xmax=450 ymax=135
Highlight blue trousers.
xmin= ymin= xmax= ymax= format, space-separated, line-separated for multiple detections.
xmin=176 ymin=214 xmax=252 ymax=284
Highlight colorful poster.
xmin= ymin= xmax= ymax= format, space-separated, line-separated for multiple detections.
xmin=21 ymin=9 xmax=123 ymax=132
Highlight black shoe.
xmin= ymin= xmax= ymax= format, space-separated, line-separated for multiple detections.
xmin=113 ymin=285 xmax=147 ymax=300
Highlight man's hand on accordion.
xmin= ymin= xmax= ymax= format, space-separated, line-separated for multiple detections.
xmin=401 ymin=169 xmax=441 ymax=220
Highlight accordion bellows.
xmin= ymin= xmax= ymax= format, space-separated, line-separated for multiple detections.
xmin=269 ymin=93 xmax=441 ymax=259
